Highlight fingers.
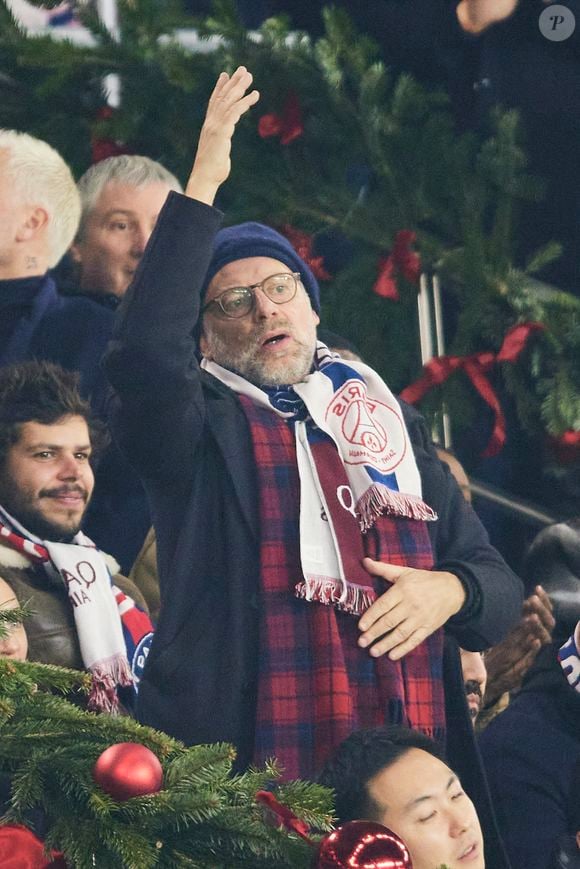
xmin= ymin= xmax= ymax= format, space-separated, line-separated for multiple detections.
xmin=522 ymin=612 xmax=553 ymax=645
xmin=499 ymin=645 xmax=539 ymax=688
xmin=362 ymin=557 xmax=405 ymax=583
xmin=186 ymin=66 xmax=259 ymax=203
xmin=358 ymin=597 xmax=405 ymax=650
xmin=534 ymin=585 xmax=553 ymax=611
xmin=207 ymin=70 xmax=230 ymax=105
xmin=369 ymin=624 xmax=428 ymax=661
xmin=207 ymin=66 xmax=259 ymax=122
xmin=358 ymin=559 xmax=407 ymax=644
xmin=387 ymin=628 xmax=429 ymax=661
xmin=523 ymin=587 xmax=556 ymax=634
xmin=358 ymin=564 xmax=464 ymax=660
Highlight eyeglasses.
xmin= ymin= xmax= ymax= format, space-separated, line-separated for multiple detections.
xmin=202 ymin=272 xmax=301 ymax=319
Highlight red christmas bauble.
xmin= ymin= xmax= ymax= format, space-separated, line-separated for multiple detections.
xmin=314 ymin=820 xmax=412 ymax=868
xmin=92 ymin=742 xmax=163 ymax=801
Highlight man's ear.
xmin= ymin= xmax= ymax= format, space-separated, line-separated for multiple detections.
xmin=313 ymin=309 xmax=320 ymax=327
xmin=15 ymin=206 xmax=49 ymax=242
xmin=199 ymin=329 xmax=210 ymax=358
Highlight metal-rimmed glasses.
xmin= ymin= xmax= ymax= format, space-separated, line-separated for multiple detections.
xmin=202 ymin=272 xmax=301 ymax=319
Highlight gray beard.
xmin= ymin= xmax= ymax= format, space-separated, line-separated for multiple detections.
xmin=203 ymin=327 xmax=316 ymax=387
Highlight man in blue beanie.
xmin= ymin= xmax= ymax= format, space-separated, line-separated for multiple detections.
xmin=106 ymin=70 xmax=520 ymax=864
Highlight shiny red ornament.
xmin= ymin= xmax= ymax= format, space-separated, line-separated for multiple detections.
xmin=314 ymin=820 xmax=412 ymax=868
xmin=92 ymin=742 xmax=163 ymax=801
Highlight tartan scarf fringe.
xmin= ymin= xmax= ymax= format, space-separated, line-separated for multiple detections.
xmin=295 ymin=576 xmax=376 ymax=616
xmin=357 ymin=484 xmax=437 ymax=531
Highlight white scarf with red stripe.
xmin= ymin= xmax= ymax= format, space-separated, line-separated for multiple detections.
xmin=0 ymin=505 xmax=153 ymax=713
xmin=202 ymin=342 xmax=437 ymax=613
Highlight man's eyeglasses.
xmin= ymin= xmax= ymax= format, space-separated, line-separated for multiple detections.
xmin=202 ymin=272 xmax=301 ymax=319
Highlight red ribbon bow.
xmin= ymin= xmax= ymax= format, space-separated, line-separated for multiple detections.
xmin=258 ymin=91 xmax=304 ymax=145
xmin=255 ymin=790 xmax=312 ymax=842
xmin=279 ymin=224 xmax=331 ymax=280
xmin=400 ymin=322 xmax=545 ymax=458
xmin=372 ymin=230 xmax=421 ymax=301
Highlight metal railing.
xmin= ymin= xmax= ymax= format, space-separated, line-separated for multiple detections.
xmin=470 ymin=477 xmax=558 ymax=528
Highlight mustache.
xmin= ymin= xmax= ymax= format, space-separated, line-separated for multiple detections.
xmin=253 ymin=321 xmax=293 ymax=341
xmin=40 ymin=485 xmax=88 ymax=501
xmin=464 ymin=679 xmax=483 ymax=698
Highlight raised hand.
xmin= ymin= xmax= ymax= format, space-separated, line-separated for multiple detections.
xmin=357 ymin=557 xmax=466 ymax=661
xmin=185 ymin=66 xmax=259 ymax=205
xmin=456 ymin=0 xmax=519 ymax=33
xmin=482 ymin=584 xmax=555 ymax=707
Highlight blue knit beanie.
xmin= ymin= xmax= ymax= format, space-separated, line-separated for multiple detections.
xmin=202 ymin=222 xmax=321 ymax=313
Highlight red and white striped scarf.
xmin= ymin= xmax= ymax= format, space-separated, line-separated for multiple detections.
xmin=0 ymin=505 xmax=154 ymax=713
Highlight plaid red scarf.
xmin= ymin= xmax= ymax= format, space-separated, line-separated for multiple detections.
xmin=239 ymin=397 xmax=445 ymax=781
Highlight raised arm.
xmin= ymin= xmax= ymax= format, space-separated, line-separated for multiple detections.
xmin=185 ymin=67 xmax=259 ymax=205
xmin=105 ymin=69 xmax=259 ymax=484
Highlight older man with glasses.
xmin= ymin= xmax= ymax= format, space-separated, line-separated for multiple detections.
xmin=105 ymin=69 xmax=521 ymax=866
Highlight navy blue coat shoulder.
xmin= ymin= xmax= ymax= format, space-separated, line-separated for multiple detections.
xmin=479 ymin=646 xmax=580 ymax=869
xmin=4 ymin=274 xmax=114 ymax=411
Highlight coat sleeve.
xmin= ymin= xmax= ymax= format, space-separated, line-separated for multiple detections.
xmin=104 ymin=192 xmax=223 ymax=486
xmin=402 ymin=402 xmax=523 ymax=650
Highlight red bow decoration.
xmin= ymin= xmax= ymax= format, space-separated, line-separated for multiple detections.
xmin=279 ymin=224 xmax=332 ymax=280
xmin=0 ymin=825 xmax=67 ymax=868
xmin=255 ymin=790 xmax=312 ymax=842
xmin=258 ymin=91 xmax=304 ymax=145
xmin=372 ymin=230 xmax=421 ymax=301
xmin=400 ymin=322 xmax=545 ymax=458
xmin=91 ymin=106 xmax=132 ymax=165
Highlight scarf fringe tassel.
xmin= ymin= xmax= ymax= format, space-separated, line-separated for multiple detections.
xmin=357 ymin=484 xmax=437 ymax=531
xmin=89 ymin=656 xmax=134 ymax=714
xmin=295 ymin=576 xmax=376 ymax=617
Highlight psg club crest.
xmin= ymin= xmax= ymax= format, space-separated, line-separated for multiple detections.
xmin=326 ymin=380 xmax=407 ymax=473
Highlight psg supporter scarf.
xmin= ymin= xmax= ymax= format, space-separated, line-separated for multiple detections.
xmin=203 ymin=345 xmax=444 ymax=778
xmin=559 ymin=621 xmax=580 ymax=693
xmin=0 ymin=505 xmax=154 ymax=713
xmin=203 ymin=342 xmax=437 ymax=614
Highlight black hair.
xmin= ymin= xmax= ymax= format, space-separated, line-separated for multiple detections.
xmin=0 ymin=360 xmax=108 ymax=466
xmin=318 ymin=726 xmax=445 ymax=824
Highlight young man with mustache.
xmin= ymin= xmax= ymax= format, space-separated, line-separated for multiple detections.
xmin=0 ymin=360 xmax=153 ymax=713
